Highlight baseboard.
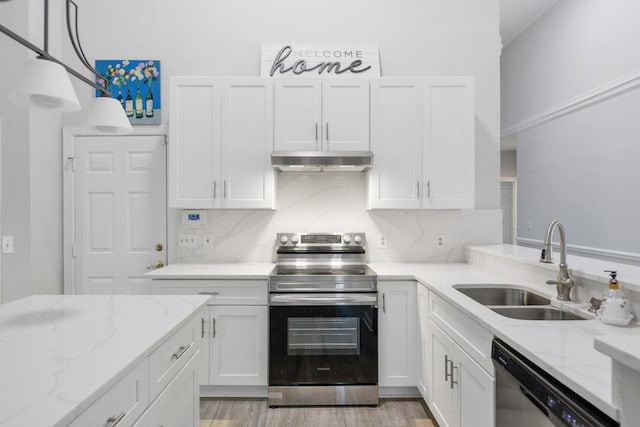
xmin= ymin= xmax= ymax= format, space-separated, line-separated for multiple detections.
xmin=378 ymin=386 xmax=421 ymax=398
xmin=516 ymin=237 xmax=640 ymax=266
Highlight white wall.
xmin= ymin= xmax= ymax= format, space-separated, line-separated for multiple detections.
xmin=173 ymin=174 xmax=502 ymax=263
xmin=502 ymin=0 xmax=640 ymax=260
xmin=500 ymin=150 xmax=516 ymax=178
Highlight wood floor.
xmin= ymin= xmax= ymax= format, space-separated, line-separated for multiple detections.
xmin=200 ymin=398 xmax=436 ymax=427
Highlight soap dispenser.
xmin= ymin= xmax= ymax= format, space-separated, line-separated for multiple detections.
xmin=598 ymin=270 xmax=633 ymax=326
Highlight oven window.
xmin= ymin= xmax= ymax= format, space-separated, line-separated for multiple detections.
xmin=287 ymin=317 xmax=359 ymax=356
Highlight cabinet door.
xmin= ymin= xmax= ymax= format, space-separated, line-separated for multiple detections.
xmin=368 ymin=79 xmax=423 ymax=209
xmin=422 ymin=77 xmax=475 ymax=209
xmin=429 ymin=320 xmax=459 ymax=427
xmin=221 ymin=78 xmax=275 ymax=209
xmin=145 ymin=352 xmax=200 ymax=427
xmin=210 ymin=306 xmax=268 ymax=386
xmin=169 ymin=77 xmax=221 ymax=208
xmin=378 ymin=281 xmax=417 ymax=387
xmin=322 ymin=79 xmax=370 ymax=151
xmin=417 ymin=284 xmax=430 ymax=400
xmin=197 ymin=311 xmax=210 ymax=386
xmin=457 ymin=342 xmax=495 ymax=427
xmin=274 ymin=79 xmax=322 ymax=151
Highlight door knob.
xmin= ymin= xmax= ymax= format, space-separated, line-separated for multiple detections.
xmin=155 ymin=243 xmax=163 ymax=252
xmin=147 ymin=261 xmax=164 ymax=270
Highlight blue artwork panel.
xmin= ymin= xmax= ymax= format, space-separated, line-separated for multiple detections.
xmin=94 ymin=59 xmax=161 ymax=125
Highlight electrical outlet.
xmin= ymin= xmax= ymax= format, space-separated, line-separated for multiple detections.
xmin=435 ymin=234 xmax=445 ymax=248
xmin=378 ymin=235 xmax=388 ymax=249
xmin=203 ymin=234 xmax=214 ymax=248
xmin=178 ymin=234 xmax=199 ymax=248
xmin=2 ymin=236 xmax=14 ymax=254
xmin=527 ymin=220 xmax=533 ymax=231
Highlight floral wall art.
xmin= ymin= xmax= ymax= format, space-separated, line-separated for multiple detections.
xmin=95 ymin=60 xmax=161 ymax=125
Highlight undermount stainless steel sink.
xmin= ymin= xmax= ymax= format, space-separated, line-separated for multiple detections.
xmin=454 ymin=285 xmax=592 ymax=321
xmin=454 ymin=285 xmax=551 ymax=306
xmin=490 ymin=306 xmax=590 ymax=321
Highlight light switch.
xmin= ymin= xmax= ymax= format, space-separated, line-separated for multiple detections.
xmin=2 ymin=236 xmax=14 ymax=254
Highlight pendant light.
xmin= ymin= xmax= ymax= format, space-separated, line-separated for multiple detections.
xmin=0 ymin=0 xmax=133 ymax=133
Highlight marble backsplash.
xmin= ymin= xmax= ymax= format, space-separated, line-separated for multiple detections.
xmin=170 ymin=173 xmax=502 ymax=263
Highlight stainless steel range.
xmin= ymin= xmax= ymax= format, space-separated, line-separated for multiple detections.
xmin=268 ymin=232 xmax=378 ymax=407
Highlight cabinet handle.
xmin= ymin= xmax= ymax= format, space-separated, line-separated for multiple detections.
xmin=201 ymin=317 xmax=205 ymax=338
xmin=444 ymin=354 xmax=450 ymax=381
xmin=315 ymin=122 xmax=319 ymax=143
xmin=450 ymin=364 xmax=458 ymax=389
xmin=104 ymin=411 xmax=126 ymax=427
xmin=198 ymin=291 xmax=220 ymax=295
xmin=426 ymin=180 xmax=431 ymax=199
xmin=212 ymin=318 xmax=217 ymax=338
xmin=172 ymin=344 xmax=191 ymax=361
xmin=326 ymin=122 xmax=329 ymax=142
xmin=416 ymin=181 xmax=420 ymax=199
xmin=213 ymin=180 xmax=217 ymax=199
xmin=382 ymin=293 xmax=386 ymax=313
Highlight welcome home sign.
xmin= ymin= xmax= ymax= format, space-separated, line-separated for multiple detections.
xmin=261 ymin=43 xmax=381 ymax=77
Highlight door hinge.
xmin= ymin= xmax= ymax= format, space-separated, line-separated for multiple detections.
xmin=67 ymin=156 xmax=76 ymax=172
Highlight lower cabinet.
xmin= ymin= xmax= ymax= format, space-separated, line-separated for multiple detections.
xmin=133 ymin=351 xmax=199 ymax=427
xmin=209 ymin=305 xmax=268 ymax=386
xmin=428 ymin=320 xmax=494 ymax=427
xmin=378 ymin=281 xmax=417 ymax=387
xmin=416 ymin=283 xmax=430 ymax=399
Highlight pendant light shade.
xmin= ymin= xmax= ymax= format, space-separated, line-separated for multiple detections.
xmin=8 ymin=58 xmax=81 ymax=112
xmin=85 ymin=97 xmax=133 ymax=133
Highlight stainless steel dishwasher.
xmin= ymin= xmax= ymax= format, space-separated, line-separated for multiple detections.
xmin=492 ymin=338 xmax=619 ymax=427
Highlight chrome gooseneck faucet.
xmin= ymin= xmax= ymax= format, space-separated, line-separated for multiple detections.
xmin=540 ymin=220 xmax=575 ymax=301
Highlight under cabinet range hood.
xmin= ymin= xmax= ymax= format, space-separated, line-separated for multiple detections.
xmin=271 ymin=151 xmax=373 ymax=172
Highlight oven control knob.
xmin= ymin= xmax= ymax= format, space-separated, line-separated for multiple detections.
xmin=354 ymin=235 xmax=363 ymax=244
xmin=291 ymin=235 xmax=299 ymax=244
xmin=280 ymin=235 xmax=289 ymax=244
xmin=343 ymin=235 xmax=351 ymax=244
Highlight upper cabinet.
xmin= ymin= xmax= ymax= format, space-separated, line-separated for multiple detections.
xmin=169 ymin=77 xmax=275 ymax=209
xmin=273 ymin=79 xmax=370 ymax=152
xmin=368 ymin=77 xmax=475 ymax=210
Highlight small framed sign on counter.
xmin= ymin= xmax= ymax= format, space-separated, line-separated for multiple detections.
xmin=261 ymin=43 xmax=380 ymax=78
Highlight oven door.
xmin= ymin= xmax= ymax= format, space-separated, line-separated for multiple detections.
xmin=269 ymin=293 xmax=378 ymax=387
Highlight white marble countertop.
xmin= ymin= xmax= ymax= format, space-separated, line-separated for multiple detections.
xmin=595 ymin=335 xmax=640 ymax=373
xmin=0 ymin=294 xmax=209 ymax=427
xmin=145 ymin=263 xmax=275 ymax=279
xmin=370 ymin=256 xmax=639 ymax=421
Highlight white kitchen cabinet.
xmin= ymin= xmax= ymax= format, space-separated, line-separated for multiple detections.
xmin=133 ymin=352 xmax=199 ymax=427
xmin=428 ymin=320 xmax=495 ymax=427
xmin=368 ymin=78 xmax=423 ymax=209
xmin=422 ymin=77 xmax=475 ymax=209
xmin=169 ymin=76 xmax=221 ymax=208
xmin=274 ymin=78 xmax=370 ymax=152
xmin=378 ymin=281 xmax=417 ymax=387
xmin=169 ymin=77 xmax=275 ymax=209
xmin=368 ymin=77 xmax=475 ymax=210
xmin=416 ymin=283 xmax=430 ymax=400
xmin=210 ymin=305 xmax=268 ymax=386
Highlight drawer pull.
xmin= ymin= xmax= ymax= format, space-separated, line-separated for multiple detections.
xmin=172 ymin=344 xmax=191 ymax=361
xmin=198 ymin=291 xmax=220 ymax=296
xmin=104 ymin=411 xmax=126 ymax=427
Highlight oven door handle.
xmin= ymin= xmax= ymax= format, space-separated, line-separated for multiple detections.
xmin=269 ymin=293 xmax=379 ymax=306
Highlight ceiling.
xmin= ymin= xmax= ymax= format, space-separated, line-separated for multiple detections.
xmin=500 ymin=0 xmax=559 ymax=46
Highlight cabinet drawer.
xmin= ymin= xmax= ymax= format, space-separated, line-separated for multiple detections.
xmin=68 ymin=359 xmax=148 ymax=427
xmin=429 ymin=291 xmax=493 ymax=374
xmin=149 ymin=315 xmax=199 ymax=399
xmin=151 ymin=280 xmax=268 ymax=305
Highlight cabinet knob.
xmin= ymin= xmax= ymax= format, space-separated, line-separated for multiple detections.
xmin=146 ymin=261 xmax=164 ymax=270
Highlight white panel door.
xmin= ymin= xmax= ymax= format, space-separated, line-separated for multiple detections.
xmin=169 ymin=77 xmax=221 ymax=208
xmin=210 ymin=306 xmax=268 ymax=386
xmin=429 ymin=320 xmax=459 ymax=427
xmin=74 ymin=135 xmax=166 ymax=294
xmin=322 ymin=79 xmax=370 ymax=151
xmin=423 ymin=77 xmax=475 ymax=209
xmin=221 ymin=78 xmax=275 ymax=209
xmin=368 ymin=79 xmax=422 ymax=209
xmin=378 ymin=282 xmax=417 ymax=387
xmin=457 ymin=342 xmax=495 ymax=427
xmin=274 ymin=79 xmax=322 ymax=151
